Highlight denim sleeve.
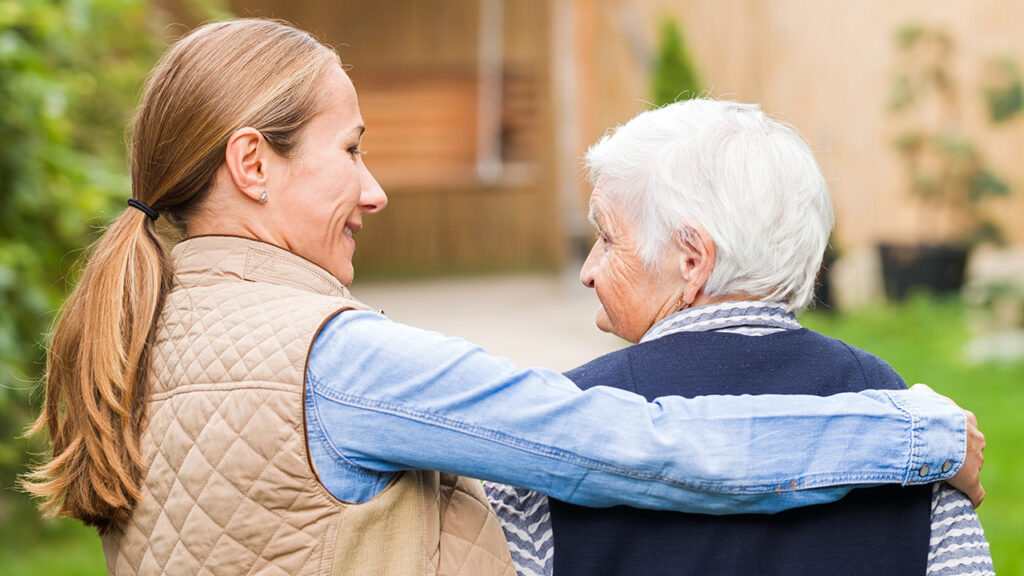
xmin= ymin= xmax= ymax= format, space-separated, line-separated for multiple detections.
xmin=305 ymin=310 xmax=966 ymax=514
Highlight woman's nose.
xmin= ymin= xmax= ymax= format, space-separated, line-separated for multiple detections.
xmin=360 ymin=165 xmax=387 ymax=213
xmin=580 ymin=240 xmax=600 ymax=288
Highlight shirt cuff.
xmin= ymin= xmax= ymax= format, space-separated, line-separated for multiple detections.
xmin=885 ymin=389 xmax=967 ymax=485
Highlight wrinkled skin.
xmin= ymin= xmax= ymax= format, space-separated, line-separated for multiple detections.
xmin=579 ymin=188 xmax=683 ymax=343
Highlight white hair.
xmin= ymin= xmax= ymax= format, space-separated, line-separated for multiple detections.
xmin=585 ymin=98 xmax=834 ymax=311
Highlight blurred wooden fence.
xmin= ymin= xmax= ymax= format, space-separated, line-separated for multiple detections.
xmin=575 ymin=0 xmax=1024 ymax=250
xmin=178 ymin=0 xmax=1024 ymax=273
xmin=221 ymin=0 xmax=562 ymax=274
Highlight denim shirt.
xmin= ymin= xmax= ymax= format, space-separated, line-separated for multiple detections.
xmin=304 ymin=310 xmax=965 ymax=513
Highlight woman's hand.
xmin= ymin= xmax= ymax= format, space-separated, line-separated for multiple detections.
xmin=911 ymin=383 xmax=985 ymax=508
xmin=952 ymin=409 xmax=986 ymax=508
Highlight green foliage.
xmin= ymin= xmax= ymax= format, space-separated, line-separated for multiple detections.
xmin=983 ymin=56 xmax=1024 ymax=123
xmin=0 ymin=0 xmax=161 ymax=529
xmin=888 ymin=25 xmax=953 ymax=113
xmin=893 ymin=23 xmax=926 ymax=50
xmin=650 ymin=17 xmax=700 ymax=107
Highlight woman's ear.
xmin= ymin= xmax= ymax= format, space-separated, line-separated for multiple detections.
xmin=675 ymin=221 xmax=716 ymax=307
xmin=224 ymin=127 xmax=269 ymax=203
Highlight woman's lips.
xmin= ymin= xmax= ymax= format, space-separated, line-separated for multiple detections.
xmin=343 ymin=223 xmax=360 ymax=247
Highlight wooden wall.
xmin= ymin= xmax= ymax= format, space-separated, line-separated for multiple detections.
xmin=163 ymin=0 xmax=1024 ymax=271
xmin=223 ymin=0 xmax=562 ymax=275
xmin=571 ymin=0 xmax=1024 ymax=251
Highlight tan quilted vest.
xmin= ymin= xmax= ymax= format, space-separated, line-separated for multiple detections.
xmin=102 ymin=236 xmax=515 ymax=576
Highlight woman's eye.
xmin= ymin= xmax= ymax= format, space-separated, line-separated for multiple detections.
xmin=347 ymin=146 xmax=363 ymax=156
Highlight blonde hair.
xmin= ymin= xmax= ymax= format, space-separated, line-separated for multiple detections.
xmin=23 ymin=18 xmax=339 ymax=532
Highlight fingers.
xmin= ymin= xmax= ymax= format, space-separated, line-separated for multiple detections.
xmin=962 ymin=477 xmax=985 ymax=509
xmin=964 ymin=409 xmax=977 ymax=427
xmin=911 ymin=385 xmax=986 ymax=508
xmin=969 ymin=426 xmax=986 ymax=509
xmin=953 ymin=409 xmax=986 ymax=508
xmin=943 ymin=407 xmax=986 ymax=507
xmin=948 ymin=465 xmax=985 ymax=508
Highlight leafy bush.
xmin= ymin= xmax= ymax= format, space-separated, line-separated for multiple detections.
xmin=0 ymin=0 xmax=161 ymax=535
xmin=650 ymin=17 xmax=701 ymax=107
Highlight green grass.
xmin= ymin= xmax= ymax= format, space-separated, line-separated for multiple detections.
xmin=803 ymin=295 xmax=1024 ymax=575
xmin=0 ymin=515 xmax=106 ymax=576
xmin=3 ymin=296 xmax=1021 ymax=574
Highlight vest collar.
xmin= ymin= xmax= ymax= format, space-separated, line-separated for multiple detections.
xmin=171 ymin=235 xmax=358 ymax=300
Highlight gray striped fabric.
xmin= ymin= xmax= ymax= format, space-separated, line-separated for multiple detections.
xmin=483 ymin=483 xmax=552 ymax=576
xmin=484 ymin=301 xmax=994 ymax=576
xmin=640 ymin=301 xmax=800 ymax=342
xmin=928 ymin=484 xmax=995 ymax=575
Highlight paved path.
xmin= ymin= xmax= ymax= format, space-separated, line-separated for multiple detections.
xmin=350 ymin=271 xmax=625 ymax=372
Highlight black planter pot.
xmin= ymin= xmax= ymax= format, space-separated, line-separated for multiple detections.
xmin=813 ymin=252 xmax=838 ymax=311
xmin=878 ymin=243 xmax=968 ymax=301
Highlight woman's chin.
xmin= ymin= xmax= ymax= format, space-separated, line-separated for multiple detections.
xmin=594 ymin=308 xmax=613 ymax=334
xmin=331 ymin=262 xmax=354 ymax=286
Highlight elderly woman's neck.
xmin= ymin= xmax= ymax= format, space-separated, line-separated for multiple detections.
xmin=685 ymin=292 xmax=761 ymax=312
xmin=671 ymin=293 xmax=770 ymax=315
xmin=637 ymin=293 xmax=759 ymax=343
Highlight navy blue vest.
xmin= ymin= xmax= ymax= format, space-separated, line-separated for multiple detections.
xmin=550 ymin=328 xmax=931 ymax=576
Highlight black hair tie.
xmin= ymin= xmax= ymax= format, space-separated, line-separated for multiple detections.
xmin=127 ymin=198 xmax=159 ymax=221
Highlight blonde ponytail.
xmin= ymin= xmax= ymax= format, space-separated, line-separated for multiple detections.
xmin=23 ymin=18 xmax=338 ymax=532
xmin=24 ymin=209 xmax=170 ymax=531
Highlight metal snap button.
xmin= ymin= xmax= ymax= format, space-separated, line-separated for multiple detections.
xmin=918 ymin=464 xmax=930 ymax=477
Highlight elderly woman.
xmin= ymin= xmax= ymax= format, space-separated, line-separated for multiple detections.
xmin=26 ymin=20 xmax=981 ymax=576
xmin=487 ymin=99 xmax=993 ymax=576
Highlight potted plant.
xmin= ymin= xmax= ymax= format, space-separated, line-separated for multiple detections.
xmin=881 ymin=24 xmax=1019 ymax=300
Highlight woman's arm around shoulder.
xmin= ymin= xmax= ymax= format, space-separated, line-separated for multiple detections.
xmin=305 ymin=310 xmax=978 ymax=514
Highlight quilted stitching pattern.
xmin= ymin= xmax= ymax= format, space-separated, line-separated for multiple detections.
xmin=103 ymin=238 xmax=357 ymax=575
xmin=102 ymin=237 xmax=514 ymax=576
xmin=437 ymin=475 xmax=516 ymax=576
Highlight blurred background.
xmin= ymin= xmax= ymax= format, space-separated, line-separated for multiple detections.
xmin=2 ymin=0 xmax=1022 ymax=573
